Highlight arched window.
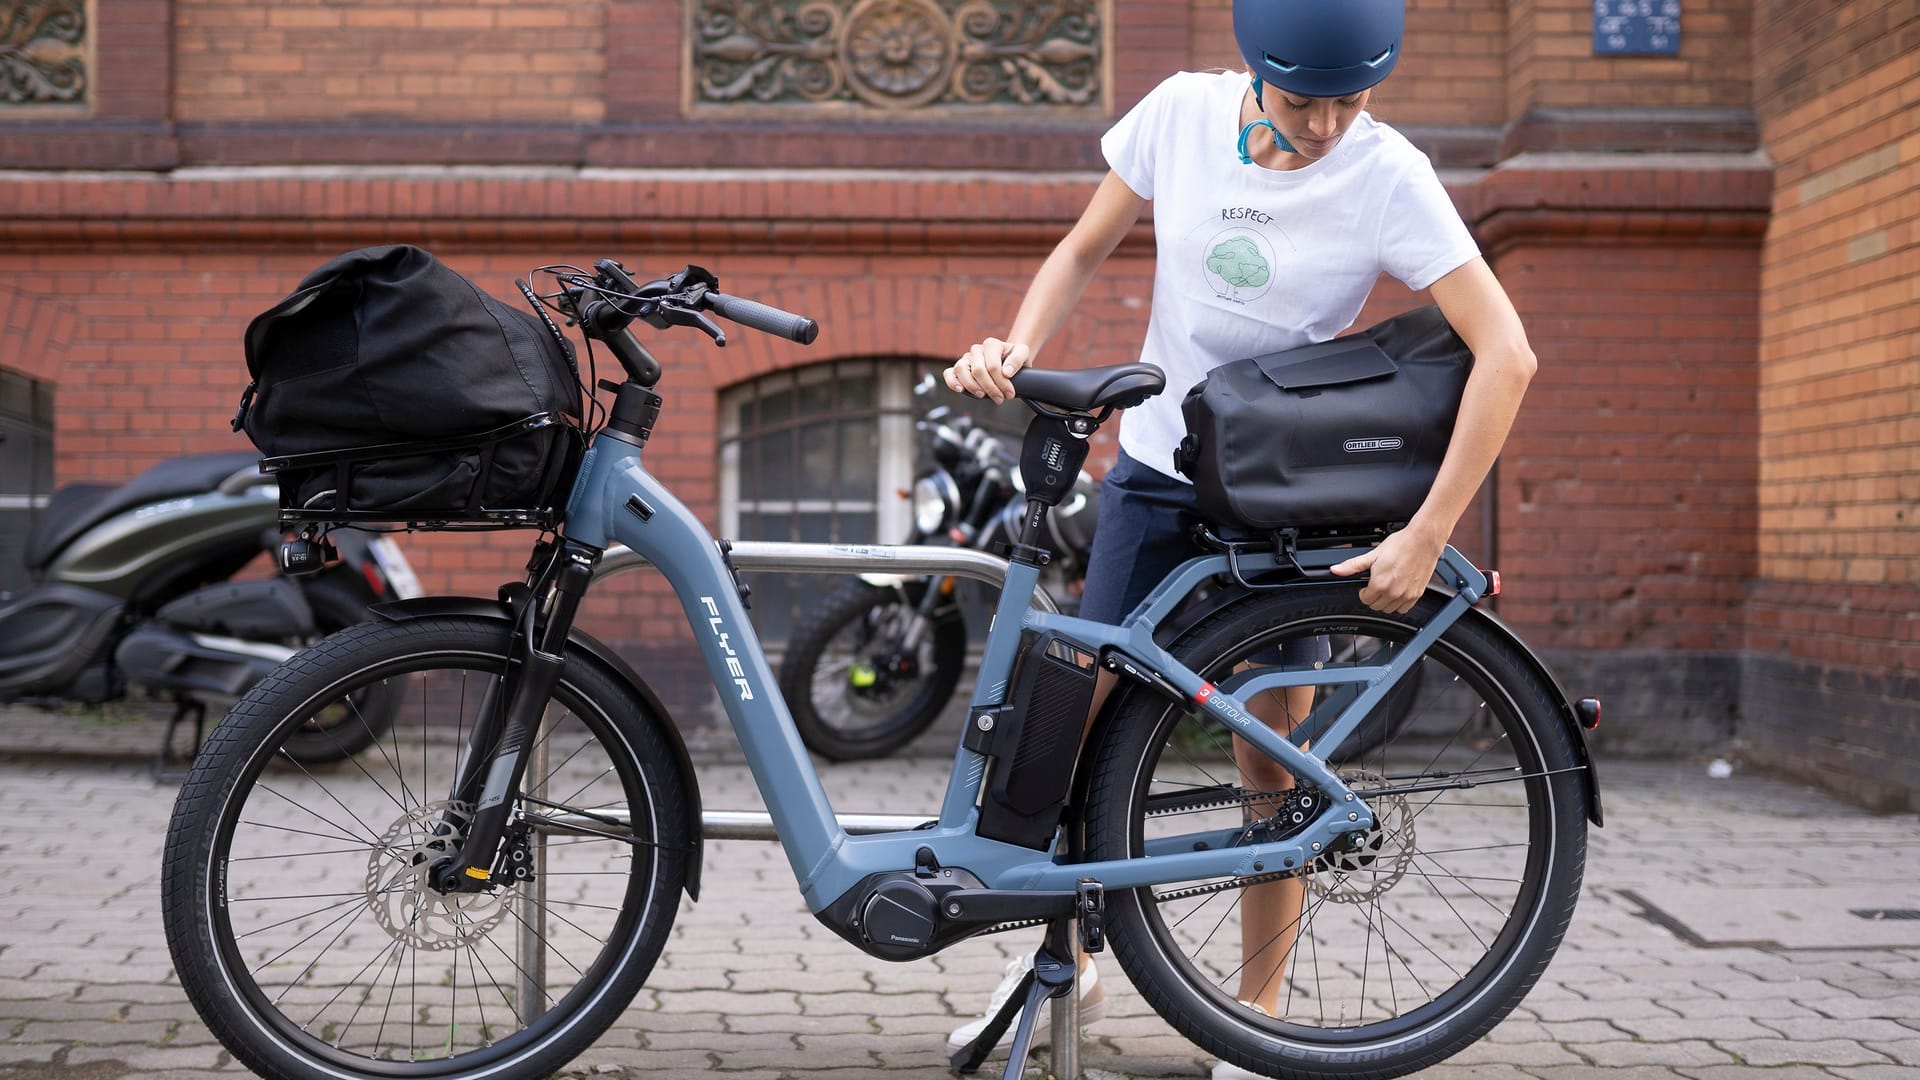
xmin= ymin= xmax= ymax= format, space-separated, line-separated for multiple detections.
xmin=719 ymin=360 xmax=920 ymax=640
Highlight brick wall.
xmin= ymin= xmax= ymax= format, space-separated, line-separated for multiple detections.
xmin=174 ymin=0 xmax=607 ymax=123
xmin=1506 ymin=0 xmax=1751 ymax=114
xmin=1472 ymin=158 xmax=1771 ymax=755
xmin=1 ymin=0 xmax=1913 ymax=803
xmin=1745 ymin=0 xmax=1920 ymax=807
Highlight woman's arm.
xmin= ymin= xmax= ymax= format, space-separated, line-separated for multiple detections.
xmin=1332 ymin=257 xmax=1537 ymax=612
xmin=946 ymin=171 xmax=1148 ymax=402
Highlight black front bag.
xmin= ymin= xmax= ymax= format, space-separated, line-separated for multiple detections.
xmin=234 ymin=244 xmax=582 ymax=524
xmin=1173 ymin=305 xmax=1473 ymax=532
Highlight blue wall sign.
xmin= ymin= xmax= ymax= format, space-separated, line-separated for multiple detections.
xmin=1594 ymin=0 xmax=1681 ymax=56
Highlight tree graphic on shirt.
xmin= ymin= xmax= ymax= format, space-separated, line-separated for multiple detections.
xmin=1207 ymin=236 xmax=1270 ymax=299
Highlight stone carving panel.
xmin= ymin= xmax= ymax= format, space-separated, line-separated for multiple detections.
xmin=691 ymin=0 xmax=1104 ymax=114
xmin=1 ymin=1 xmax=87 ymax=107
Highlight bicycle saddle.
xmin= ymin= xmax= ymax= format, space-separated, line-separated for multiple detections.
xmin=1010 ymin=363 xmax=1165 ymax=413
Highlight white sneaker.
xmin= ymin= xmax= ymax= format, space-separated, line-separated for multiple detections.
xmin=944 ymin=954 xmax=1107 ymax=1054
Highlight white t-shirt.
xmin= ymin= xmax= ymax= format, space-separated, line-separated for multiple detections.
xmin=1099 ymin=70 xmax=1480 ymax=481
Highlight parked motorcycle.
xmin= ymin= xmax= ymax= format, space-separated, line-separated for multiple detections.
xmin=0 ymin=450 xmax=416 ymax=769
xmin=777 ymin=381 xmax=1099 ymax=760
xmin=777 ymin=380 xmax=1428 ymax=762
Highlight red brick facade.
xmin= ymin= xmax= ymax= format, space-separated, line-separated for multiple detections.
xmin=2 ymin=0 xmax=1913 ymax=806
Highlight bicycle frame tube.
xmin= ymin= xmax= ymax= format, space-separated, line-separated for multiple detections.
xmin=565 ymin=431 xmax=1486 ymax=911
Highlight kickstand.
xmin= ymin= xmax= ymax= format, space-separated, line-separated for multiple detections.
xmin=152 ymin=699 xmax=206 ymax=783
xmin=950 ymin=918 xmax=1080 ymax=1079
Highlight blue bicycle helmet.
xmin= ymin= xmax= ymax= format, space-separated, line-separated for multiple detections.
xmin=1233 ymin=0 xmax=1405 ymax=99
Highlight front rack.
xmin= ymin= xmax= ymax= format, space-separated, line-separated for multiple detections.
xmin=260 ymin=412 xmax=581 ymax=531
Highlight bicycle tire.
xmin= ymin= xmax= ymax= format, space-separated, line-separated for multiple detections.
xmin=1084 ymin=585 xmax=1588 ymax=1080
xmin=779 ymin=580 xmax=966 ymax=760
xmin=162 ymin=615 xmax=689 ymax=1080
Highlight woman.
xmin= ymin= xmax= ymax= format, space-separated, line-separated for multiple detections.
xmin=941 ymin=0 xmax=1538 ymax=1072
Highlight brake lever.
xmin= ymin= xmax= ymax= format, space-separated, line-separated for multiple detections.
xmin=652 ymin=297 xmax=728 ymax=346
xmin=692 ymin=311 xmax=727 ymax=345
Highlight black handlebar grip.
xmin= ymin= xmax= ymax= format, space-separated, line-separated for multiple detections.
xmin=706 ymin=292 xmax=819 ymax=345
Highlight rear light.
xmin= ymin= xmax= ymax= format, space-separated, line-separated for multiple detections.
xmin=1575 ymin=698 xmax=1601 ymax=731
xmin=1487 ymin=570 xmax=1502 ymax=596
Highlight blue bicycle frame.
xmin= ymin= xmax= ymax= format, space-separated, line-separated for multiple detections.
xmin=564 ymin=426 xmax=1492 ymax=913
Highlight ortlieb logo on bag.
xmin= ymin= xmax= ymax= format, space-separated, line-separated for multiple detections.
xmin=1175 ymin=305 xmax=1472 ymax=531
xmin=1344 ymin=437 xmax=1405 ymax=453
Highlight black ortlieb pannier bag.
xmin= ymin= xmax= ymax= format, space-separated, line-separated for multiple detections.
xmin=234 ymin=245 xmax=583 ymax=527
xmin=1172 ymin=305 xmax=1472 ymax=531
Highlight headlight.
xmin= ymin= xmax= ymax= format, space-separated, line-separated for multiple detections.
xmin=911 ymin=474 xmax=957 ymax=535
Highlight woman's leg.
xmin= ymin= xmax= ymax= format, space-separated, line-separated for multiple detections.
xmin=1232 ymin=682 xmax=1315 ymax=1015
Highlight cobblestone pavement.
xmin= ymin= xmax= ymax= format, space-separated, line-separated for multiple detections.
xmin=1 ymin=708 xmax=1917 ymax=1080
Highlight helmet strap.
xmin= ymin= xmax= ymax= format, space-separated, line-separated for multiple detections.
xmin=1238 ymin=76 xmax=1297 ymax=163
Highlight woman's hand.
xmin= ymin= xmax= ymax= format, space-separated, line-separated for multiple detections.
xmin=944 ymin=338 xmax=1031 ymax=404
xmin=1330 ymin=521 xmax=1446 ymax=614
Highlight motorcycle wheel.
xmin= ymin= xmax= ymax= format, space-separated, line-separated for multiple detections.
xmin=778 ymin=580 xmax=967 ymax=761
xmin=276 ymin=571 xmax=401 ymax=764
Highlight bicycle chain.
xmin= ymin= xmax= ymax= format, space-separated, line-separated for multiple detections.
xmin=975 ymin=781 xmax=1374 ymax=928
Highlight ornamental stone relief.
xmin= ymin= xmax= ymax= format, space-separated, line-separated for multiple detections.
xmin=690 ymin=0 xmax=1105 ymax=114
xmin=1 ymin=1 xmax=87 ymax=107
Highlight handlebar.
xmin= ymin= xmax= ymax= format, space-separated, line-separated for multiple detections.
xmin=544 ymin=259 xmax=819 ymax=388
xmin=707 ymin=291 xmax=819 ymax=345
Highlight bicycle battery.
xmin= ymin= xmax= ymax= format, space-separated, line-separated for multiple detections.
xmin=965 ymin=630 xmax=1098 ymax=850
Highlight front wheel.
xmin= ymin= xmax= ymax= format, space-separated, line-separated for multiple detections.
xmin=162 ymin=616 xmax=690 ymax=1080
xmin=778 ymin=579 xmax=967 ymax=760
xmin=1083 ymin=586 xmax=1588 ymax=1079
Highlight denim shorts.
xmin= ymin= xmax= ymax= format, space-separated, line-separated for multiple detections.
xmin=1078 ymin=450 xmax=1321 ymax=666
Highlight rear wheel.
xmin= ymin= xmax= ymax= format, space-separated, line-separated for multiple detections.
xmin=1084 ymin=586 xmax=1588 ymax=1079
xmin=779 ymin=579 xmax=967 ymax=760
xmin=162 ymin=616 xmax=689 ymax=1080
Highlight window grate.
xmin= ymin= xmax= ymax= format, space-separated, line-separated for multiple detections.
xmin=718 ymin=359 xmax=921 ymax=640
xmin=1850 ymin=909 xmax=1920 ymax=921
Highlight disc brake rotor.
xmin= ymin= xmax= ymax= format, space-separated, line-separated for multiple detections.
xmin=1310 ymin=769 xmax=1416 ymax=904
xmin=366 ymin=800 xmax=512 ymax=950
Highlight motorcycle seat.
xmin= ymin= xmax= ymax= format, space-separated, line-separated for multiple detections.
xmin=1010 ymin=363 xmax=1165 ymax=414
xmin=24 ymin=451 xmax=263 ymax=571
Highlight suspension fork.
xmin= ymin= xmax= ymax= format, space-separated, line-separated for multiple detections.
xmin=895 ymin=574 xmax=958 ymax=650
xmin=430 ymin=538 xmax=601 ymax=893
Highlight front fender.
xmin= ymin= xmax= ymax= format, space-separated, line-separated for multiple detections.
xmin=369 ymin=595 xmax=707 ymax=898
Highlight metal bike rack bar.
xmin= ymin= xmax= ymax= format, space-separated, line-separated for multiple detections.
xmin=595 ymin=540 xmax=1060 ymax=614
xmin=533 ymin=808 xmax=931 ymax=840
xmin=526 ymin=541 xmax=1077 ymax=1074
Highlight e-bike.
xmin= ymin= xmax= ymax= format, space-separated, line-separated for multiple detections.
xmin=161 ymin=258 xmax=1600 ymax=1080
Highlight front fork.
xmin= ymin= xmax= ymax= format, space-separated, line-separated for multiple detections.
xmin=896 ymin=575 xmax=956 ymax=650
xmin=429 ymin=538 xmax=601 ymax=893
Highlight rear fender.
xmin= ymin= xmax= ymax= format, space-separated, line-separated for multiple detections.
xmin=369 ymin=595 xmax=707 ymax=898
xmin=1454 ymin=602 xmax=1604 ymax=827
